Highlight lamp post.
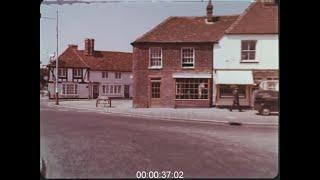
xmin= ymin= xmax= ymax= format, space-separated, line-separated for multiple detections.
xmin=41 ymin=9 xmax=59 ymax=105
xmin=55 ymin=9 xmax=59 ymax=105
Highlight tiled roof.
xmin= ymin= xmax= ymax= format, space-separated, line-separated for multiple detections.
xmin=225 ymin=2 xmax=278 ymax=34
xmin=48 ymin=47 xmax=132 ymax=72
xmin=78 ymin=50 xmax=132 ymax=71
xmin=132 ymin=15 xmax=239 ymax=44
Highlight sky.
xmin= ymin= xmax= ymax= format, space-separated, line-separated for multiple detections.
xmin=40 ymin=0 xmax=252 ymax=65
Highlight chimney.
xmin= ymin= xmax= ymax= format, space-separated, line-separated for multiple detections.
xmin=84 ymin=38 xmax=95 ymax=56
xmin=206 ymin=0 xmax=214 ymax=23
xmin=68 ymin=44 xmax=78 ymax=50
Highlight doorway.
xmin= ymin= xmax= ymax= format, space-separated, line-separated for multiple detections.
xmin=150 ymin=81 xmax=161 ymax=107
xmin=92 ymin=83 xmax=99 ymax=99
xmin=124 ymin=85 xmax=130 ymax=98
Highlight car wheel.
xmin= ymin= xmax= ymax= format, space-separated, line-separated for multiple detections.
xmin=261 ymin=107 xmax=271 ymax=116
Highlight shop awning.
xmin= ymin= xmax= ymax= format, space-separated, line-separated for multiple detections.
xmin=215 ymin=70 xmax=254 ymax=85
xmin=172 ymin=72 xmax=212 ymax=78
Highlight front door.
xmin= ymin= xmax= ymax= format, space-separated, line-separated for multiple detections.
xmin=92 ymin=84 xmax=99 ymax=99
xmin=124 ymin=85 xmax=130 ymax=98
xmin=150 ymin=81 xmax=161 ymax=107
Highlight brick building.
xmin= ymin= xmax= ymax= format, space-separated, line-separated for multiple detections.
xmin=131 ymin=0 xmax=239 ymax=108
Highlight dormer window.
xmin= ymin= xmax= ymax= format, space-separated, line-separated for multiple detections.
xmin=182 ymin=48 xmax=195 ymax=68
xmin=241 ymin=40 xmax=257 ymax=62
xmin=149 ymin=47 xmax=162 ymax=69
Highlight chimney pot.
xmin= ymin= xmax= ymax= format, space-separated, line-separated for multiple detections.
xmin=206 ymin=0 xmax=214 ymax=23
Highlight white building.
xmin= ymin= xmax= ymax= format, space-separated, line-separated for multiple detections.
xmin=47 ymin=39 xmax=133 ymax=99
xmin=212 ymin=1 xmax=279 ymax=107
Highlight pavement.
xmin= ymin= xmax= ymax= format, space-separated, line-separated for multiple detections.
xmin=40 ymin=103 xmax=278 ymax=178
xmin=43 ymin=97 xmax=278 ymax=126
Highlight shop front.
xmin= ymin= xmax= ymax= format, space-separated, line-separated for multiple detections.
xmin=213 ymin=70 xmax=255 ymax=107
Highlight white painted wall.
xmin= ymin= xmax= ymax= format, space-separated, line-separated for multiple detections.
xmin=48 ymin=69 xmax=133 ymax=98
xmin=48 ymin=83 xmax=88 ymax=99
xmin=90 ymin=71 xmax=133 ymax=97
xmin=213 ymin=34 xmax=279 ymax=70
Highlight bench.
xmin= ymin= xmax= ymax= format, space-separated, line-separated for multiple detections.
xmin=96 ymin=96 xmax=112 ymax=107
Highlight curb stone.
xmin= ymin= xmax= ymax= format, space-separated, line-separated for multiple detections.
xmin=47 ymin=103 xmax=278 ymax=127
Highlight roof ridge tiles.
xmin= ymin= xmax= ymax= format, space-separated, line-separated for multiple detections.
xmin=132 ymin=16 xmax=175 ymax=44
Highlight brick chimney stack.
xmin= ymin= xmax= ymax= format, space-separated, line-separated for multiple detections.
xmin=206 ymin=0 xmax=213 ymax=23
xmin=84 ymin=38 xmax=95 ymax=56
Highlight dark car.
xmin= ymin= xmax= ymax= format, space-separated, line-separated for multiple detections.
xmin=254 ymin=90 xmax=279 ymax=115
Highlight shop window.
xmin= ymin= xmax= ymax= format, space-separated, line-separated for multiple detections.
xmin=175 ymin=79 xmax=208 ymax=99
xmin=219 ymin=85 xmax=246 ymax=98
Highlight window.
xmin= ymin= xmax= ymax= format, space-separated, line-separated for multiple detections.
xmin=110 ymin=85 xmax=114 ymax=93
xmin=175 ymin=79 xmax=209 ymax=99
xmin=102 ymin=71 xmax=108 ymax=78
xmin=149 ymin=48 xmax=162 ymax=68
xmin=73 ymin=69 xmax=82 ymax=78
xmin=58 ymin=68 xmax=67 ymax=77
xmin=115 ymin=72 xmax=121 ymax=79
xmin=219 ymin=85 xmax=246 ymax=98
xmin=241 ymin=40 xmax=257 ymax=61
xmin=102 ymin=85 xmax=109 ymax=94
xmin=182 ymin=48 xmax=195 ymax=68
xmin=151 ymin=82 xmax=160 ymax=98
xmin=117 ymin=85 xmax=121 ymax=93
xmin=62 ymin=83 xmax=78 ymax=95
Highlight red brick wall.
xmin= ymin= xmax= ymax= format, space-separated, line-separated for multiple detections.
xmin=132 ymin=43 xmax=213 ymax=108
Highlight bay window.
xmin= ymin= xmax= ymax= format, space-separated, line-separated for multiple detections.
xmin=62 ymin=83 xmax=78 ymax=95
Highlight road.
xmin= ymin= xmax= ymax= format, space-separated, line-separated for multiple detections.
xmin=40 ymin=102 xmax=278 ymax=178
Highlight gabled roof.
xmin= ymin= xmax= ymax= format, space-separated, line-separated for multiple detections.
xmin=48 ymin=46 xmax=132 ymax=72
xmin=225 ymin=2 xmax=278 ymax=34
xmin=78 ymin=50 xmax=132 ymax=71
xmin=132 ymin=15 xmax=239 ymax=44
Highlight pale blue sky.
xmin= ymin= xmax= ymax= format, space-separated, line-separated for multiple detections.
xmin=40 ymin=0 xmax=251 ymax=65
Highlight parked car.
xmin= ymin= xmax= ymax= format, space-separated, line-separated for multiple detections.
xmin=254 ymin=90 xmax=279 ymax=115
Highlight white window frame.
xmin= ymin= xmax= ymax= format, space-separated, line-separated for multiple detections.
xmin=61 ymin=83 xmax=78 ymax=95
xmin=241 ymin=40 xmax=258 ymax=62
xmin=149 ymin=47 xmax=163 ymax=69
xmin=181 ymin=47 xmax=195 ymax=68
xmin=115 ymin=72 xmax=121 ymax=79
xmin=102 ymin=71 xmax=108 ymax=78
xmin=58 ymin=68 xmax=67 ymax=77
xmin=73 ymin=69 xmax=82 ymax=78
